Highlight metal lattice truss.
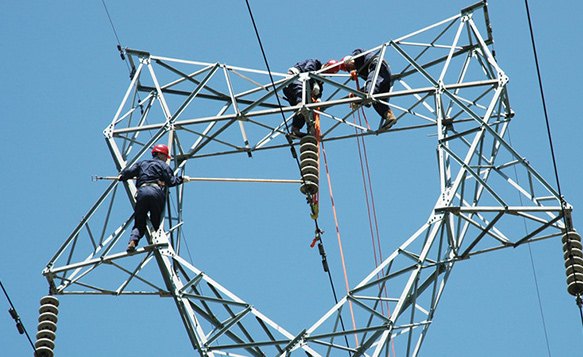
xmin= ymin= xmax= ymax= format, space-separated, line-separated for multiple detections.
xmin=43 ymin=2 xmax=573 ymax=356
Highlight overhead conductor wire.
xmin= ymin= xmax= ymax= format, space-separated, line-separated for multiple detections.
xmin=524 ymin=0 xmax=583 ymax=329
xmin=101 ymin=0 xmax=131 ymax=72
xmin=243 ymin=0 xmax=352 ymax=353
xmin=1 ymin=280 xmax=34 ymax=351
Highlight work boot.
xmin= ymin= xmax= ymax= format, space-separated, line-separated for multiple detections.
xmin=380 ymin=109 xmax=397 ymax=131
xmin=290 ymin=125 xmax=307 ymax=138
xmin=126 ymin=240 xmax=137 ymax=253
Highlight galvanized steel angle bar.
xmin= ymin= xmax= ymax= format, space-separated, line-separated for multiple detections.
xmin=112 ymin=256 xmax=163 ymax=296
xmin=437 ymin=19 xmax=466 ymax=84
xmin=318 ymin=110 xmax=370 ymax=138
xmin=445 ymin=81 xmax=497 ymax=121
xmin=236 ymin=76 xmax=295 ymax=116
xmin=513 ymin=209 xmax=563 ymax=229
xmin=108 ymin=61 xmax=146 ymax=135
xmin=171 ymin=255 xmax=262 ymax=310
xmin=467 ymin=18 xmax=504 ymax=80
xmin=441 ymin=86 xmax=560 ymax=200
xmin=52 ymin=217 xmax=130 ymax=292
xmin=393 ymin=13 xmax=461 ymax=76
xmin=387 ymin=223 xmax=444 ymax=326
xmin=227 ymin=66 xmax=287 ymax=98
xmin=396 ymin=11 xmax=461 ymax=44
xmin=391 ymin=40 xmax=442 ymax=94
xmin=55 ymin=263 xmax=100 ymax=293
xmin=222 ymin=65 xmax=253 ymax=155
xmin=252 ymin=119 xmax=291 ymax=150
xmin=117 ymin=95 xmax=156 ymax=161
xmin=440 ymin=143 xmax=507 ymax=207
xmin=151 ymin=253 xmax=212 ymax=355
xmin=55 ymin=277 xmax=118 ymax=295
xmin=154 ymin=59 xmax=230 ymax=100
xmin=181 ymin=291 xmax=250 ymax=309
xmin=112 ymin=124 xmax=174 ymax=177
xmin=204 ymin=306 xmax=254 ymax=346
xmin=513 ymin=214 xmax=565 ymax=248
xmin=400 ymin=266 xmax=446 ymax=317
xmin=351 ymin=263 xmax=418 ymax=296
xmin=178 ymin=103 xmax=233 ymax=159
xmin=367 ymin=45 xmax=388 ymax=100
xmin=146 ymin=60 xmax=175 ymax=122
xmin=347 ymin=295 xmax=393 ymax=325
xmin=494 ymin=164 xmax=548 ymax=205
xmin=456 ymin=211 xmax=512 ymax=246
xmin=458 ymin=210 xmax=505 ymax=257
xmin=179 ymin=123 xmax=242 ymax=153
xmin=165 ymin=64 xmax=222 ymax=126
xmin=450 ymin=200 xmax=509 ymax=243
xmin=394 ymin=79 xmax=436 ymax=120
xmin=46 ymin=178 xmax=120 ymax=269
xmin=51 ymin=237 xmax=142 ymax=278
xmin=353 ymin=222 xmax=433 ymax=295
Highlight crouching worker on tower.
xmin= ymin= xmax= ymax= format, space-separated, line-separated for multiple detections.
xmin=283 ymin=58 xmax=339 ymax=137
xmin=119 ymin=144 xmax=190 ymax=253
xmin=340 ymin=48 xmax=397 ymax=131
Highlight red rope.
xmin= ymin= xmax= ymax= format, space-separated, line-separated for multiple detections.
xmin=350 ymin=72 xmax=396 ymax=355
xmin=320 ymin=139 xmax=359 ymax=346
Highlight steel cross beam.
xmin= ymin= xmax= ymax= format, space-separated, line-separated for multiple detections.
xmin=43 ymin=2 xmax=574 ymax=356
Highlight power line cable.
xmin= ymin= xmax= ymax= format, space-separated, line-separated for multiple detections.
xmin=507 ymin=129 xmax=552 ymax=356
xmin=101 ymin=0 xmax=144 ymax=118
xmin=243 ymin=0 xmax=290 ymax=133
xmin=523 ymin=0 xmax=583 ymax=328
xmin=243 ymin=1 xmax=352 ymax=353
xmin=101 ymin=0 xmax=130 ymax=71
xmin=0 ymin=280 xmax=34 ymax=351
xmin=523 ymin=0 xmax=562 ymax=198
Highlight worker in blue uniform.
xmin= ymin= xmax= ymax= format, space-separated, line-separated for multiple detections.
xmin=283 ymin=58 xmax=339 ymax=137
xmin=119 ymin=144 xmax=190 ymax=252
xmin=340 ymin=48 xmax=397 ymax=130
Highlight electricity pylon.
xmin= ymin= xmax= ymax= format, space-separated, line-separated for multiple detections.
xmin=43 ymin=2 xmax=575 ymax=356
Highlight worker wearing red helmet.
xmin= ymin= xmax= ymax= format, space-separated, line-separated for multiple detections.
xmin=283 ymin=58 xmax=340 ymax=137
xmin=340 ymin=48 xmax=397 ymax=130
xmin=119 ymin=144 xmax=189 ymax=252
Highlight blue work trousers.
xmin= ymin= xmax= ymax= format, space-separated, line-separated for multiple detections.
xmin=129 ymin=185 xmax=165 ymax=244
xmin=283 ymin=80 xmax=306 ymax=130
xmin=364 ymin=66 xmax=392 ymax=118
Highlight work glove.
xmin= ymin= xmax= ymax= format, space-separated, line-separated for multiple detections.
xmin=182 ymin=176 xmax=191 ymax=183
xmin=312 ymin=82 xmax=321 ymax=97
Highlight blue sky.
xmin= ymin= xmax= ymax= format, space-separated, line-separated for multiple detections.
xmin=1 ymin=1 xmax=582 ymax=356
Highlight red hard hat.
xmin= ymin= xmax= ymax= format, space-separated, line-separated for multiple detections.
xmin=152 ymin=144 xmax=171 ymax=159
xmin=325 ymin=59 xmax=340 ymax=74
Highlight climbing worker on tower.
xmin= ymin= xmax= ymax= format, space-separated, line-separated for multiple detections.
xmin=118 ymin=144 xmax=190 ymax=252
xmin=283 ymin=58 xmax=340 ymax=137
xmin=340 ymin=48 xmax=397 ymax=131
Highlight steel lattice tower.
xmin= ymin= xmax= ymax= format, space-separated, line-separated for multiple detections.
xmin=43 ymin=2 xmax=575 ymax=356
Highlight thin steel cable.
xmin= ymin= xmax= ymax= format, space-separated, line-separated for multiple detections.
xmin=101 ymin=0 xmax=131 ymax=72
xmin=101 ymin=0 xmax=145 ymax=125
xmin=507 ymin=130 xmax=552 ymax=356
xmin=243 ymin=0 xmax=314 ymax=211
xmin=524 ymin=0 xmax=583 ymax=331
xmin=243 ymin=0 xmax=290 ymax=133
xmin=243 ymin=1 xmax=352 ymax=353
xmin=523 ymin=0 xmax=562 ymax=198
xmin=0 ymin=280 xmax=34 ymax=351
